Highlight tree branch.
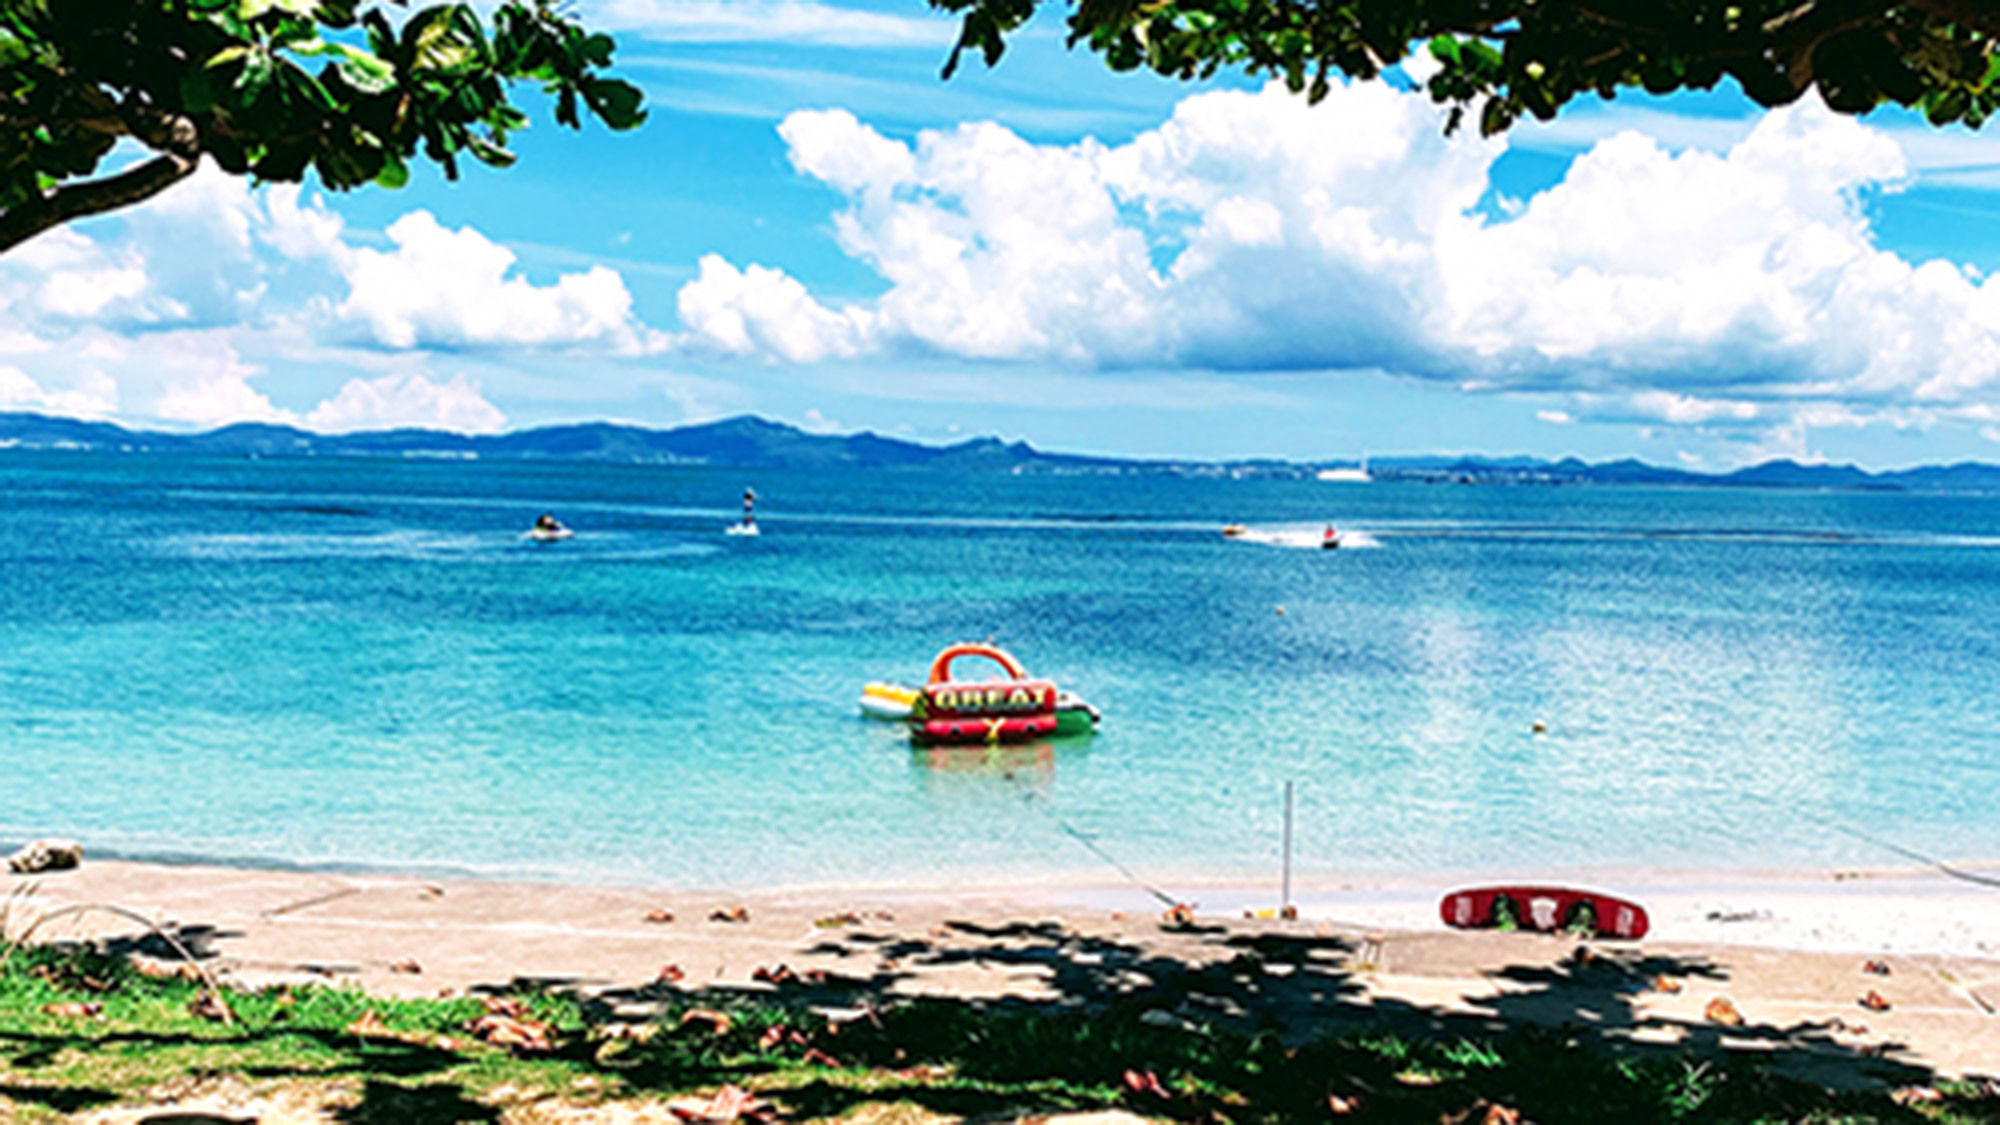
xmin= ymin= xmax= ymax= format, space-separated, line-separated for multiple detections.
xmin=1903 ymin=0 xmax=2000 ymax=38
xmin=1758 ymin=0 xmax=1896 ymax=100
xmin=0 ymin=152 xmax=199 ymax=254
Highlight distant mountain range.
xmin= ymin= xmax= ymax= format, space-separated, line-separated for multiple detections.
xmin=5 ymin=410 xmax=2000 ymax=493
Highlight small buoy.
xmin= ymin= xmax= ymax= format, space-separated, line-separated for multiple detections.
xmin=1275 ymin=606 xmax=1287 ymax=615
xmin=1532 ymin=720 xmax=1548 ymax=734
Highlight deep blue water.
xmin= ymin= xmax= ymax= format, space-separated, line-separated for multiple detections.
xmin=3 ymin=450 xmax=1997 ymax=890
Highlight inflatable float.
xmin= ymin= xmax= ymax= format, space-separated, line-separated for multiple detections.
xmin=859 ymin=681 xmax=918 ymax=720
xmin=1439 ymin=885 xmax=1649 ymax=940
xmin=859 ymin=643 xmax=1100 ymax=745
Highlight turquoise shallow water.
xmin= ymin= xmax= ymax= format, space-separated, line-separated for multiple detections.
xmin=3 ymin=450 xmax=1998 ymax=889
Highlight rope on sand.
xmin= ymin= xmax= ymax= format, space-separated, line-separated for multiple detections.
xmin=1811 ymin=817 xmax=2000 ymax=891
xmin=1730 ymin=785 xmax=2000 ymax=892
xmin=1024 ymin=793 xmax=1182 ymax=908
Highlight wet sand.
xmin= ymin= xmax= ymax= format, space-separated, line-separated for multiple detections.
xmin=8 ymin=858 xmax=2000 ymax=1082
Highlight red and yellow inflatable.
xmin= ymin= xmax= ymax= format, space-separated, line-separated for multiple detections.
xmin=911 ymin=643 xmax=1062 ymax=746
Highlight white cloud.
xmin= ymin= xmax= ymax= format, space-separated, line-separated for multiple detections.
xmin=0 ymin=160 xmax=661 ymax=433
xmin=0 ymin=327 xmax=285 ymax=429
xmin=303 ymin=373 xmax=507 ymax=433
xmin=592 ymin=0 xmax=955 ymax=47
xmin=334 ymin=211 xmax=650 ymax=352
xmin=671 ymin=81 xmax=1495 ymax=371
xmin=1 ymin=165 xmax=279 ymax=329
xmin=0 ymin=323 xmax=508 ymax=434
xmin=0 ymin=364 xmax=118 ymax=417
xmin=1512 ymin=107 xmax=1761 ymax=156
xmin=112 ymin=332 xmax=287 ymax=428
xmin=1536 ymin=409 xmax=1574 ymax=425
xmin=656 ymin=370 xmax=745 ymax=423
xmin=259 ymin=183 xmax=349 ymax=263
xmin=1628 ymin=392 xmax=1760 ymax=425
xmin=1510 ymin=104 xmax=2000 ymax=193
xmin=675 ymin=253 xmax=875 ymax=361
xmin=676 ymin=83 xmax=2000 ymax=446
xmin=3 ymin=229 xmax=152 ymax=321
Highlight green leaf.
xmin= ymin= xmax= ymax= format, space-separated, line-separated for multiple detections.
xmin=180 ymin=66 xmax=221 ymax=114
xmin=361 ymin=9 xmax=397 ymax=59
xmin=235 ymin=50 xmax=275 ymax=97
xmin=374 ymin=150 xmax=410 ymax=188
xmin=403 ymin=5 xmax=492 ymax=77
xmin=315 ymin=0 xmax=360 ymax=27
xmin=579 ymin=77 xmax=645 ymax=130
xmin=466 ymin=132 xmax=515 ymax=167
xmin=278 ymin=62 xmax=338 ymax=111
xmin=241 ymin=0 xmax=314 ymax=18
xmin=330 ymin=44 xmax=397 ymax=94
xmin=576 ymin=32 xmax=615 ymax=68
xmin=208 ymin=44 xmax=255 ymax=69
xmin=1926 ymin=87 xmax=1970 ymax=125
xmin=3 ymin=0 xmax=640 ymax=244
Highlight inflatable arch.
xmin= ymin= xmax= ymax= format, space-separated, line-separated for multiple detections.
xmin=913 ymin=643 xmax=1061 ymax=745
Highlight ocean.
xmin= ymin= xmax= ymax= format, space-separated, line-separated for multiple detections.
xmin=3 ymin=450 xmax=1997 ymax=892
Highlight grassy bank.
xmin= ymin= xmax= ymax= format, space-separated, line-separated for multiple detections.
xmin=0 ymin=943 xmax=1993 ymax=1123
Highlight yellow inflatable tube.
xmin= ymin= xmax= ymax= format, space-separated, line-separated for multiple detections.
xmin=858 ymin=681 xmax=919 ymax=720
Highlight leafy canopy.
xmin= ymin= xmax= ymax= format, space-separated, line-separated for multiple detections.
xmin=0 ymin=0 xmax=645 ymax=252
xmin=932 ymin=0 xmax=2000 ymax=136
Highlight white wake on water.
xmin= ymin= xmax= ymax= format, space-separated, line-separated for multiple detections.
xmin=1230 ymin=527 xmax=1382 ymax=550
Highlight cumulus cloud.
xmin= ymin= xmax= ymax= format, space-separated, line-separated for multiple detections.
xmin=0 ymin=160 xmax=652 ymax=433
xmin=146 ymin=335 xmax=291 ymax=427
xmin=0 ymin=364 xmax=117 ymax=418
xmin=0 ymin=327 xmax=286 ymax=428
xmin=1622 ymin=392 xmax=1760 ymax=425
xmin=2 ymin=164 xmax=657 ymax=361
xmin=676 ymin=83 xmax=2000 ymax=444
xmin=303 ymin=372 xmax=507 ymax=433
xmin=676 ymin=253 xmax=875 ymax=361
xmin=334 ymin=211 xmax=648 ymax=352
xmin=0 ymin=320 xmax=506 ymax=433
xmin=673 ymin=82 xmax=1488 ymax=370
xmin=2 ymin=229 xmax=154 ymax=322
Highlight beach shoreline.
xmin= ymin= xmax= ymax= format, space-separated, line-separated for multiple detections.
xmin=19 ymin=851 xmax=2000 ymax=956
xmin=8 ymin=855 xmax=2000 ymax=1080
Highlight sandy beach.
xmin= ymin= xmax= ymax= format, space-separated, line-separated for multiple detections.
xmin=9 ymin=856 xmax=2000 ymax=1086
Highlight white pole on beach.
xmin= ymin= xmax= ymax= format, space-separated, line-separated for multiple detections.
xmin=1281 ymin=780 xmax=1294 ymax=917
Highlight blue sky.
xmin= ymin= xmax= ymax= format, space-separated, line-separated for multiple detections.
xmin=7 ymin=0 xmax=2000 ymax=469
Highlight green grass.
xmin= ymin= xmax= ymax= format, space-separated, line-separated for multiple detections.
xmin=0 ymin=944 xmax=1995 ymax=1123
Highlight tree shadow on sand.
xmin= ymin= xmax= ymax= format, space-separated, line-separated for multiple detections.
xmin=331 ymin=1078 xmax=499 ymax=1124
xmin=575 ymin=915 xmax=2000 ymax=1123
